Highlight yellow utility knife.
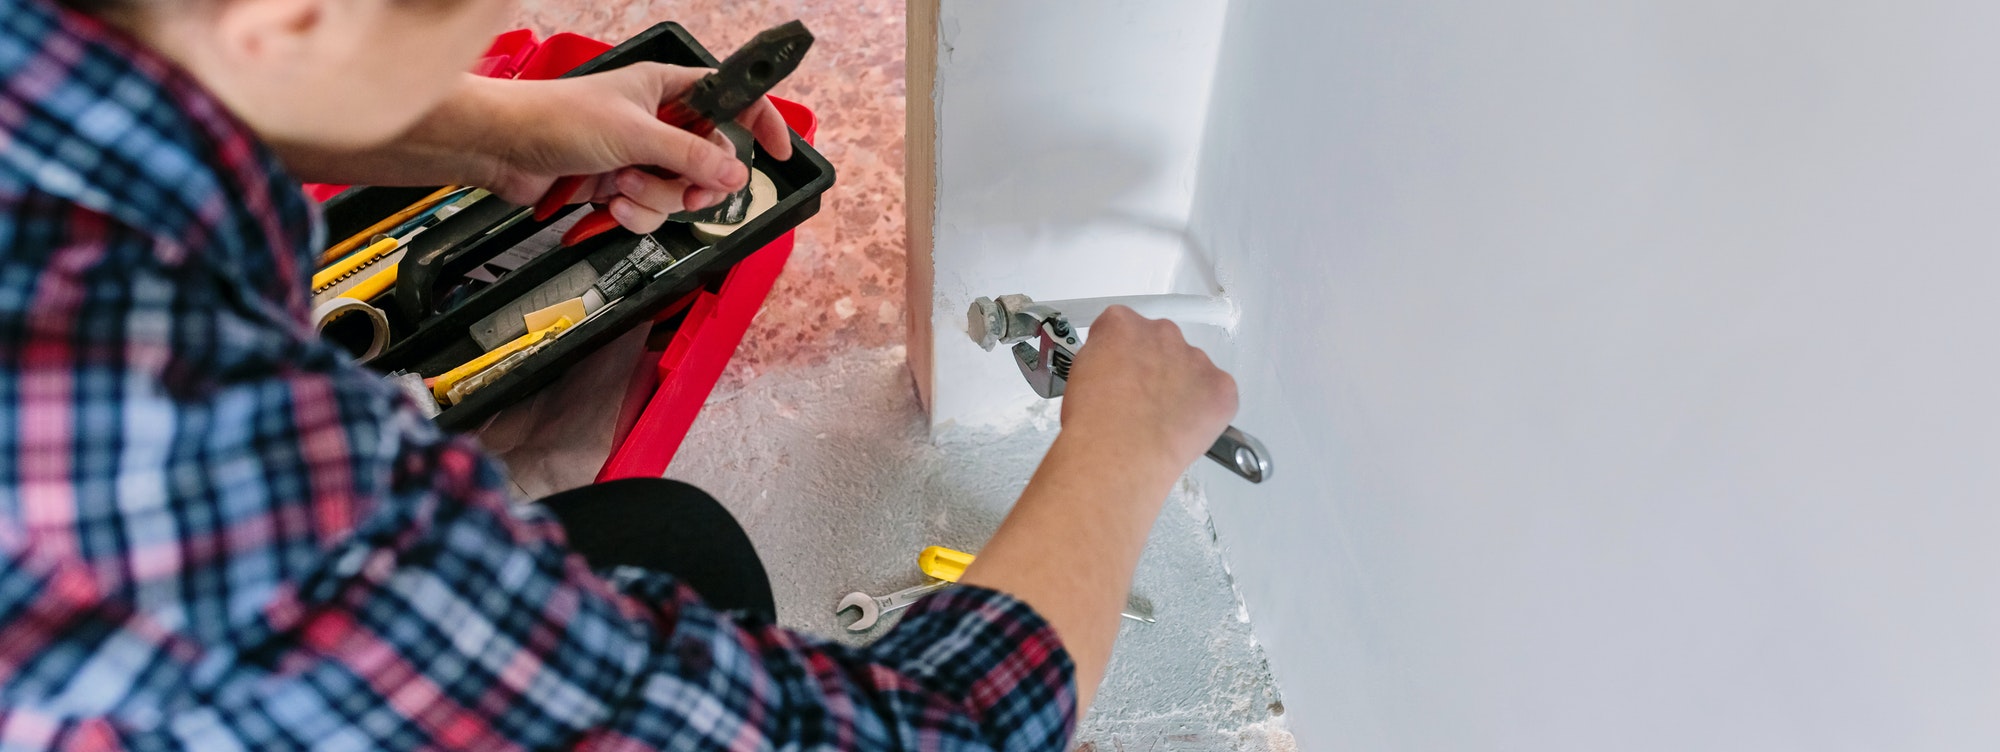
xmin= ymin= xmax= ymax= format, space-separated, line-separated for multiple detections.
xmin=430 ymin=316 xmax=574 ymax=402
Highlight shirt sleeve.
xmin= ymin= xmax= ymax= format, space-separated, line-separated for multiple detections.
xmin=0 ymin=445 xmax=1078 ymax=751
xmin=0 ymin=204 xmax=1077 ymax=749
xmin=260 ymin=462 xmax=1080 ymax=751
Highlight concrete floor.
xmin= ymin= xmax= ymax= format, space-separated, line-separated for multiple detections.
xmin=664 ymin=347 xmax=1293 ymax=750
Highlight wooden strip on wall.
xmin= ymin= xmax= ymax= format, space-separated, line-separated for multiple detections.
xmin=905 ymin=0 xmax=940 ymax=414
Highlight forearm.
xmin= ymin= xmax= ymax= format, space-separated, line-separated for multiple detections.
xmin=271 ymin=74 xmax=518 ymax=188
xmin=958 ymin=423 xmax=1182 ymax=711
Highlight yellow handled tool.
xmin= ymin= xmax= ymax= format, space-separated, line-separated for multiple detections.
xmin=342 ymin=265 xmax=398 ymax=304
xmin=919 ymin=546 xmax=977 ymax=583
xmin=313 ymin=236 xmax=399 ymax=295
xmin=919 ymin=546 xmax=1156 ymax=623
xmin=318 ymin=186 xmax=461 ymax=266
xmin=430 ymin=316 xmax=574 ymax=401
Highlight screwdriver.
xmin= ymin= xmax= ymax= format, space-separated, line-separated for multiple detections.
xmin=919 ymin=546 xmax=1156 ymax=624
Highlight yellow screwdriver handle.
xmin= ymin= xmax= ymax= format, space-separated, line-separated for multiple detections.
xmin=313 ymin=236 xmax=398 ymax=293
xmin=918 ymin=546 xmax=977 ymax=583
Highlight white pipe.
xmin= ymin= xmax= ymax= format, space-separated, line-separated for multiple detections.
xmin=1036 ymin=294 xmax=1239 ymax=331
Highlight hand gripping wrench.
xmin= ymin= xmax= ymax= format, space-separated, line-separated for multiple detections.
xmin=967 ymin=294 xmax=1274 ymax=484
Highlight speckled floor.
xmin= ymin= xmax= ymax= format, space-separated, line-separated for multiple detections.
xmin=505 ymin=2 xmax=1293 ymax=748
xmin=512 ymin=0 xmax=907 ymax=392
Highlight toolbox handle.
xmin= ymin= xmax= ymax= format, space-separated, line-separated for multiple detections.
xmin=391 ymin=196 xmax=533 ymax=321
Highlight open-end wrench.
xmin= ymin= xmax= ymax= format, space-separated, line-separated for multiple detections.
xmin=836 ymin=579 xmax=952 ymax=632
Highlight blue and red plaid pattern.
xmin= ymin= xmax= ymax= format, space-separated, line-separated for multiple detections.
xmin=0 ymin=0 xmax=1077 ymax=748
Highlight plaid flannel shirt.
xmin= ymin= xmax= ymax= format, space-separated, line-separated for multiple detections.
xmin=0 ymin=0 xmax=1076 ymax=748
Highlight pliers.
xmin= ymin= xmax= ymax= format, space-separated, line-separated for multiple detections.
xmin=532 ymin=20 xmax=814 ymax=248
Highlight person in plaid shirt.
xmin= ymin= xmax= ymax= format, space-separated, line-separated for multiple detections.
xmin=0 ymin=0 xmax=1244 ymax=746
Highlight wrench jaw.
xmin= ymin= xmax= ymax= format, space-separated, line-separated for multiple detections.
xmin=837 ymin=592 xmax=880 ymax=632
xmin=1011 ymin=339 xmax=1063 ymax=399
xmin=1012 ymin=318 xmax=1079 ymax=400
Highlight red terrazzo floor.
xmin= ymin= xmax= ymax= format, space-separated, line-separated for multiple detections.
xmin=512 ymin=0 xmax=909 ymax=390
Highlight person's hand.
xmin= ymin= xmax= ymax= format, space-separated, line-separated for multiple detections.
xmin=970 ymin=306 xmax=1236 ymax=703
xmin=1059 ymin=306 xmax=1240 ymax=474
xmin=274 ymin=65 xmax=795 ymax=225
xmin=470 ymin=63 xmax=795 ymax=232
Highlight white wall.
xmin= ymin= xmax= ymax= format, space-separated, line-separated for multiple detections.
xmin=1189 ymin=1 xmax=2000 ymax=748
xmin=924 ymin=0 xmax=1230 ymax=427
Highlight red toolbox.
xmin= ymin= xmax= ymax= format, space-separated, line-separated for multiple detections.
xmin=309 ymin=25 xmax=826 ymax=482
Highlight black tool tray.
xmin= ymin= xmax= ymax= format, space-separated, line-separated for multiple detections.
xmin=318 ymin=22 xmax=834 ymax=432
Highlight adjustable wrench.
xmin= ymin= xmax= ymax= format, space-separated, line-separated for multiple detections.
xmin=967 ymin=294 xmax=1274 ymax=484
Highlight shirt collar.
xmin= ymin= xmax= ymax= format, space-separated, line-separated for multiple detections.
xmin=0 ymin=0 xmax=320 ymax=316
